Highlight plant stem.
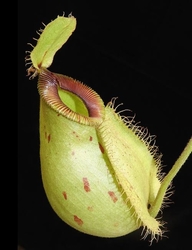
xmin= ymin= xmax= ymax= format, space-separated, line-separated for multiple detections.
xmin=149 ymin=137 xmax=192 ymax=218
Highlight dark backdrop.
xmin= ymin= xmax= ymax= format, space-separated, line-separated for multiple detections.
xmin=18 ymin=1 xmax=192 ymax=249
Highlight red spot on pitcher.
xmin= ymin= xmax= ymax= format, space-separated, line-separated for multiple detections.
xmin=99 ymin=142 xmax=104 ymax=154
xmin=62 ymin=191 xmax=67 ymax=200
xmin=74 ymin=215 xmax=83 ymax=226
xmin=83 ymin=177 xmax=91 ymax=192
xmin=108 ymin=191 xmax=118 ymax=203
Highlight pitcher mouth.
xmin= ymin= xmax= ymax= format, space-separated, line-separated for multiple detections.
xmin=37 ymin=68 xmax=105 ymax=126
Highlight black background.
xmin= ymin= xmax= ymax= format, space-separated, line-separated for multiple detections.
xmin=18 ymin=1 xmax=192 ymax=249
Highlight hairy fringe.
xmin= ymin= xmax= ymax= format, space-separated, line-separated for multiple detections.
xmin=107 ymin=97 xmax=163 ymax=182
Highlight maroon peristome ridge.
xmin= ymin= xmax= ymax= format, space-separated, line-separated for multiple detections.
xmin=37 ymin=68 xmax=105 ymax=126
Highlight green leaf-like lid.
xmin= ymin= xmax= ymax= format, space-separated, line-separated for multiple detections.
xmin=26 ymin=14 xmax=76 ymax=77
